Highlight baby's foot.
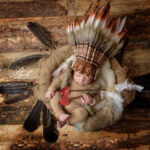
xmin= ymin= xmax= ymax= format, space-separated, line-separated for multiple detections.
xmin=59 ymin=114 xmax=70 ymax=122
xmin=57 ymin=120 xmax=66 ymax=128
xmin=57 ymin=114 xmax=70 ymax=128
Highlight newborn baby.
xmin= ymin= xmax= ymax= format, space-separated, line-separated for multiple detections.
xmin=45 ymin=71 xmax=97 ymax=128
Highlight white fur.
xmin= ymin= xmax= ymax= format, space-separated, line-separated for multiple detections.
xmin=94 ymin=19 xmax=100 ymax=29
xmin=94 ymin=60 xmax=124 ymax=120
xmin=105 ymin=91 xmax=124 ymax=119
xmin=52 ymin=55 xmax=76 ymax=77
xmin=115 ymin=80 xmax=144 ymax=93
xmin=100 ymin=60 xmax=116 ymax=88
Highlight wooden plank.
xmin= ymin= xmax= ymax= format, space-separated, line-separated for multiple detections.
xmin=122 ymin=48 xmax=150 ymax=77
xmin=0 ymin=0 xmax=150 ymax=18
xmin=0 ymin=0 xmax=67 ymax=18
xmin=0 ymin=52 xmax=51 ymax=82
xmin=0 ymin=14 xmax=150 ymax=76
xmin=0 ymin=96 xmax=150 ymax=150
xmin=58 ymin=0 xmax=150 ymax=16
xmin=0 ymin=124 xmax=150 ymax=150
xmin=0 ymin=17 xmax=71 ymax=52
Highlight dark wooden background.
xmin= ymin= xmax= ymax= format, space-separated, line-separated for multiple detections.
xmin=0 ymin=0 xmax=150 ymax=149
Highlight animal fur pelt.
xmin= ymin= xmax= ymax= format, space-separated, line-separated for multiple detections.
xmin=73 ymin=59 xmax=131 ymax=131
xmin=33 ymin=45 xmax=136 ymax=132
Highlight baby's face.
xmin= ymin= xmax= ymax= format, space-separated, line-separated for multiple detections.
xmin=73 ymin=71 xmax=93 ymax=86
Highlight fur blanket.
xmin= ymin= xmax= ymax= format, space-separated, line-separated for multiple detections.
xmin=33 ymin=45 xmax=136 ymax=131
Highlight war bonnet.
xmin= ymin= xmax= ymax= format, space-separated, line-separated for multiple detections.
xmin=66 ymin=1 xmax=127 ymax=78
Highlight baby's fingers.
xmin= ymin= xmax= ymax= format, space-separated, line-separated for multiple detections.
xmin=50 ymin=92 xmax=54 ymax=99
xmin=81 ymin=97 xmax=86 ymax=104
xmin=45 ymin=92 xmax=50 ymax=99
xmin=83 ymin=94 xmax=89 ymax=102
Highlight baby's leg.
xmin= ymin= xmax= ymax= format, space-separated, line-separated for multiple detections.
xmin=68 ymin=107 xmax=88 ymax=125
xmin=50 ymin=92 xmax=65 ymax=118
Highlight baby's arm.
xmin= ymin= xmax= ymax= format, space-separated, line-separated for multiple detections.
xmin=45 ymin=72 xmax=65 ymax=99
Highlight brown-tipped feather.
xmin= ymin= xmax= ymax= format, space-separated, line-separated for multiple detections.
xmin=101 ymin=3 xmax=110 ymax=20
xmin=23 ymin=100 xmax=44 ymax=132
xmin=83 ymin=2 xmax=94 ymax=22
xmin=96 ymin=7 xmax=103 ymax=20
xmin=117 ymin=29 xmax=127 ymax=38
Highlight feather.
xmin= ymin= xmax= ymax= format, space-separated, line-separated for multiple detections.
xmin=23 ymin=100 xmax=44 ymax=132
xmin=0 ymin=81 xmax=35 ymax=94
xmin=10 ymin=54 xmax=46 ymax=70
xmin=27 ymin=22 xmax=56 ymax=49
xmin=42 ymin=104 xmax=59 ymax=143
xmin=115 ymin=80 xmax=144 ymax=93
xmin=83 ymin=1 xmax=94 ymax=23
xmin=116 ymin=16 xmax=127 ymax=34
xmin=5 ymin=89 xmax=33 ymax=104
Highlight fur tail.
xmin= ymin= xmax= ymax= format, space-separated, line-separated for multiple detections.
xmin=27 ymin=22 xmax=56 ymax=49
xmin=23 ymin=100 xmax=44 ymax=132
xmin=42 ymin=104 xmax=59 ymax=143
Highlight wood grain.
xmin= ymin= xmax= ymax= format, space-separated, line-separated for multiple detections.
xmin=0 ymin=0 xmax=150 ymax=149
xmin=0 ymin=95 xmax=149 ymax=149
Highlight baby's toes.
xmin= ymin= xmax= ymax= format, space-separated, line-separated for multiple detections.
xmin=57 ymin=121 xmax=65 ymax=128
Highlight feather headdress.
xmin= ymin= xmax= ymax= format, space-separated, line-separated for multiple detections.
xmin=66 ymin=0 xmax=127 ymax=77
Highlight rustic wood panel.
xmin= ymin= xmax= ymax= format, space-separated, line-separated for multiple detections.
xmin=0 ymin=14 xmax=150 ymax=76
xmin=0 ymin=0 xmax=150 ymax=17
xmin=0 ymin=95 xmax=149 ymax=149
xmin=0 ymin=52 xmax=50 ymax=82
xmin=0 ymin=0 xmax=67 ymax=18
xmin=58 ymin=0 xmax=150 ymax=16
xmin=0 ymin=0 xmax=150 ymax=149
xmin=0 ymin=17 xmax=70 ymax=52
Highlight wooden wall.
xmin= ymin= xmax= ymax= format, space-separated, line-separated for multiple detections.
xmin=0 ymin=0 xmax=150 ymax=149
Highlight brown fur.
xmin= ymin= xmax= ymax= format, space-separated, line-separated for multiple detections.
xmin=33 ymin=45 xmax=136 ymax=131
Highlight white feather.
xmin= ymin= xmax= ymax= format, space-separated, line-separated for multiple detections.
xmin=80 ymin=21 xmax=85 ymax=29
xmin=116 ymin=16 xmax=126 ymax=34
xmin=94 ymin=19 xmax=101 ymax=29
xmin=115 ymin=80 xmax=144 ymax=93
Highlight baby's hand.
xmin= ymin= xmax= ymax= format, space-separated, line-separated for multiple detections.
xmin=45 ymin=88 xmax=55 ymax=99
xmin=81 ymin=94 xmax=93 ymax=105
